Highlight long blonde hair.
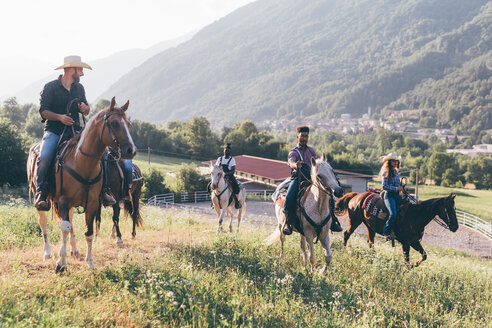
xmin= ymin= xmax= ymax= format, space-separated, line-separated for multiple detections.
xmin=379 ymin=160 xmax=400 ymax=179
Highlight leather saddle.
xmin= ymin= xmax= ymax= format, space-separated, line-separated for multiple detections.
xmin=362 ymin=192 xmax=410 ymax=222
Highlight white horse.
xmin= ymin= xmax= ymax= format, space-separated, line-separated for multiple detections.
xmin=265 ymin=154 xmax=344 ymax=273
xmin=210 ymin=164 xmax=246 ymax=232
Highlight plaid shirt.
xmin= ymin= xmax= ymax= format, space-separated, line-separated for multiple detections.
xmin=382 ymin=170 xmax=400 ymax=191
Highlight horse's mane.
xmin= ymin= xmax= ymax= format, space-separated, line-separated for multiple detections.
xmin=407 ymin=196 xmax=443 ymax=220
xmin=61 ymin=132 xmax=82 ymax=160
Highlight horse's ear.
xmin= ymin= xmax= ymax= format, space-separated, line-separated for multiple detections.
xmin=451 ymin=193 xmax=456 ymax=200
xmin=322 ymin=153 xmax=327 ymax=161
xmin=311 ymin=157 xmax=316 ymax=167
xmin=109 ymin=97 xmax=116 ymax=111
xmin=121 ymin=100 xmax=130 ymax=112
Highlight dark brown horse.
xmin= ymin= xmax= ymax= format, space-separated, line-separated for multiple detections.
xmin=95 ymin=160 xmax=143 ymax=244
xmin=336 ymin=192 xmax=458 ymax=267
xmin=27 ymin=97 xmax=136 ymax=272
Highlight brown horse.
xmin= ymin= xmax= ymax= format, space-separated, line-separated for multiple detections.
xmin=27 ymin=97 xmax=135 ymax=273
xmin=94 ymin=160 xmax=143 ymax=244
xmin=336 ymin=192 xmax=458 ymax=267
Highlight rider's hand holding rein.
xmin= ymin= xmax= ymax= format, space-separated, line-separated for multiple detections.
xmin=78 ymin=102 xmax=90 ymax=116
xmin=289 ymin=160 xmax=303 ymax=170
xmin=40 ymin=110 xmax=75 ymax=126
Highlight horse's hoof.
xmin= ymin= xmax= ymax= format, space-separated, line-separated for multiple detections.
xmin=55 ymin=264 xmax=66 ymax=274
xmin=71 ymin=250 xmax=81 ymax=260
xmin=116 ymin=238 xmax=124 ymax=246
xmin=44 ymin=253 xmax=52 ymax=261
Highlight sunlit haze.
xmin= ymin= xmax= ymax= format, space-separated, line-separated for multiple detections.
xmin=0 ymin=0 xmax=255 ymax=98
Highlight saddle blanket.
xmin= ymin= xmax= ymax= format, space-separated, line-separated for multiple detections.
xmin=362 ymin=193 xmax=388 ymax=220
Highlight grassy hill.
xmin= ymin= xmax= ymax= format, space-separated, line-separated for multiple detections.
xmin=0 ymin=204 xmax=490 ymax=327
xmin=102 ymin=0 xmax=492 ymax=133
xmin=133 ymin=152 xmax=204 ymax=175
xmin=417 ymin=185 xmax=492 ymax=223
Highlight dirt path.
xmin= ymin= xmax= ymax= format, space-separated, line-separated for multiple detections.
xmin=176 ymin=200 xmax=492 ymax=258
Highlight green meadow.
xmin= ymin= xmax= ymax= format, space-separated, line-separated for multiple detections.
xmin=0 ymin=197 xmax=490 ymax=327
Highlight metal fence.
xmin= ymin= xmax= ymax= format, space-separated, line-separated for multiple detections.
xmin=245 ymin=189 xmax=275 ymax=201
xmin=147 ymin=191 xmax=492 ymax=253
xmin=147 ymin=193 xmax=175 ymax=208
xmin=456 ymin=210 xmax=492 ymax=241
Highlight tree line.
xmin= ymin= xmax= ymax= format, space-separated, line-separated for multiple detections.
xmin=1 ymin=97 xmax=490 ymax=191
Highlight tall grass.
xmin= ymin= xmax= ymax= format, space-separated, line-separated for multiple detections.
xmin=0 ymin=204 xmax=490 ymax=327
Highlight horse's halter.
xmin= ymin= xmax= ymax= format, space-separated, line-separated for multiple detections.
xmin=211 ymin=167 xmax=223 ymax=190
xmin=309 ymin=163 xmax=340 ymax=196
xmin=78 ymin=111 xmax=128 ymax=160
xmin=433 ymin=200 xmax=454 ymax=230
xmin=101 ymin=112 xmax=126 ymax=158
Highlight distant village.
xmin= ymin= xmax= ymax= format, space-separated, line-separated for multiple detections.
xmin=263 ymin=107 xmax=492 ymax=158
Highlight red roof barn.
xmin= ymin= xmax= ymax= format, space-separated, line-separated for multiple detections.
xmin=205 ymin=155 xmax=372 ymax=192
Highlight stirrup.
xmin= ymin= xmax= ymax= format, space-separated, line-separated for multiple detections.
xmin=35 ymin=191 xmax=50 ymax=211
xmin=330 ymin=217 xmax=343 ymax=232
xmin=282 ymin=223 xmax=293 ymax=235
xmin=102 ymin=193 xmax=116 ymax=206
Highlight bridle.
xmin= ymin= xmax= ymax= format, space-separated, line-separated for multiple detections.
xmin=78 ymin=111 xmax=127 ymax=160
xmin=433 ymin=202 xmax=453 ymax=230
xmin=211 ymin=168 xmax=228 ymax=209
xmin=298 ymin=164 xmax=340 ymax=196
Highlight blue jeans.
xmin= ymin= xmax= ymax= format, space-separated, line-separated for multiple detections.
xmin=36 ymin=131 xmax=60 ymax=192
xmin=121 ymin=159 xmax=133 ymax=186
xmin=383 ymin=191 xmax=402 ymax=235
xmin=283 ymin=178 xmax=299 ymax=215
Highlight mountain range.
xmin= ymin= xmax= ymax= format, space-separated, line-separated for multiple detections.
xmin=6 ymin=32 xmax=194 ymax=104
xmin=100 ymin=0 xmax=491 ymax=132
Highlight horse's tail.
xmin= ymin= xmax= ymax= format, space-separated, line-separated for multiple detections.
xmin=336 ymin=192 xmax=358 ymax=215
xmin=263 ymin=228 xmax=281 ymax=246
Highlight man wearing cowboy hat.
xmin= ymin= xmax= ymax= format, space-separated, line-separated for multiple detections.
xmin=282 ymin=125 xmax=343 ymax=235
xmin=379 ymin=152 xmax=403 ymax=240
xmin=34 ymin=55 xmax=116 ymax=210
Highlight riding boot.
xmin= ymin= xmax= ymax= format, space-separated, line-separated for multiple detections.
xmin=385 ymin=230 xmax=396 ymax=241
xmin=101 ymin=153 xmax=116 ymax=206
xmin=34 ymin=185 xmax=50 ymax=211
xmin=330 ymin=215 xmax=343 ymax=232
xmin=233 ymin=193 xmax=241 ymax=209
xmin=329 ymin=196 xmax=343 ymax=232
xmin=282 ymin=212 xmax=293 ymax=235
xmin=122 ymin=184 xmax=132 ymax=202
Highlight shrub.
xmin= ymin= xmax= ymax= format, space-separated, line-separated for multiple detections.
xmin=142 ymin=169 xmax=171 ymax=200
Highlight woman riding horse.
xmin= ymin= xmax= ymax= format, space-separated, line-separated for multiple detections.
xmin=380 ymin=152 xmax=403 ymax=240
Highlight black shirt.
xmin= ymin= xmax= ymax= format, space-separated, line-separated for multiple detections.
xmin=39 ymin=75 xmax=88 ymax=136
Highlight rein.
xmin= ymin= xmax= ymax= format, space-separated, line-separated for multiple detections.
xmin=212 ymin=173 xmax=229 ymax=210
xmin=433 ymin=207 xmax=451 ymax=230
xmin=297 ymin=163 xmax=341 ymax=243
xmin=298 ymin=167 xmax=334 ymax=196
xmin=58 ymin=110 xmax=127 ymax=213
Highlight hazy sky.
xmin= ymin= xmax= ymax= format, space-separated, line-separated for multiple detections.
xmin=0 ymin=0 xmax=254 ymax=64
xmin=0 ymin=0 xmax=255 ymax=99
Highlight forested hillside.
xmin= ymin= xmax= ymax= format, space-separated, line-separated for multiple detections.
xmin=101 ymin=0 xmax=491 ymax=132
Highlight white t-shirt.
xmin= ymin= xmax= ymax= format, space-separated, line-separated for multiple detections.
xmin=216 ymin=156 xmax=236 ymax=171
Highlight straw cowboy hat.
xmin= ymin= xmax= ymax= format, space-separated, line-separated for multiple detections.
xmin=381 ymin=152 xmax=402 ymax=162
xmin=55 ymin=55 xmax=92 ymax=70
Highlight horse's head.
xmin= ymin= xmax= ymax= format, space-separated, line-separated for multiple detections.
xmin=210 ymin=164 xmax=223 ymax=190
xmin=311 ymin=153 xmax=344 ymax=198
xmin=101 ymin=97 xmax=136 ymax=159
xmin=436 ymin=193 xmax=459 ymax=232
